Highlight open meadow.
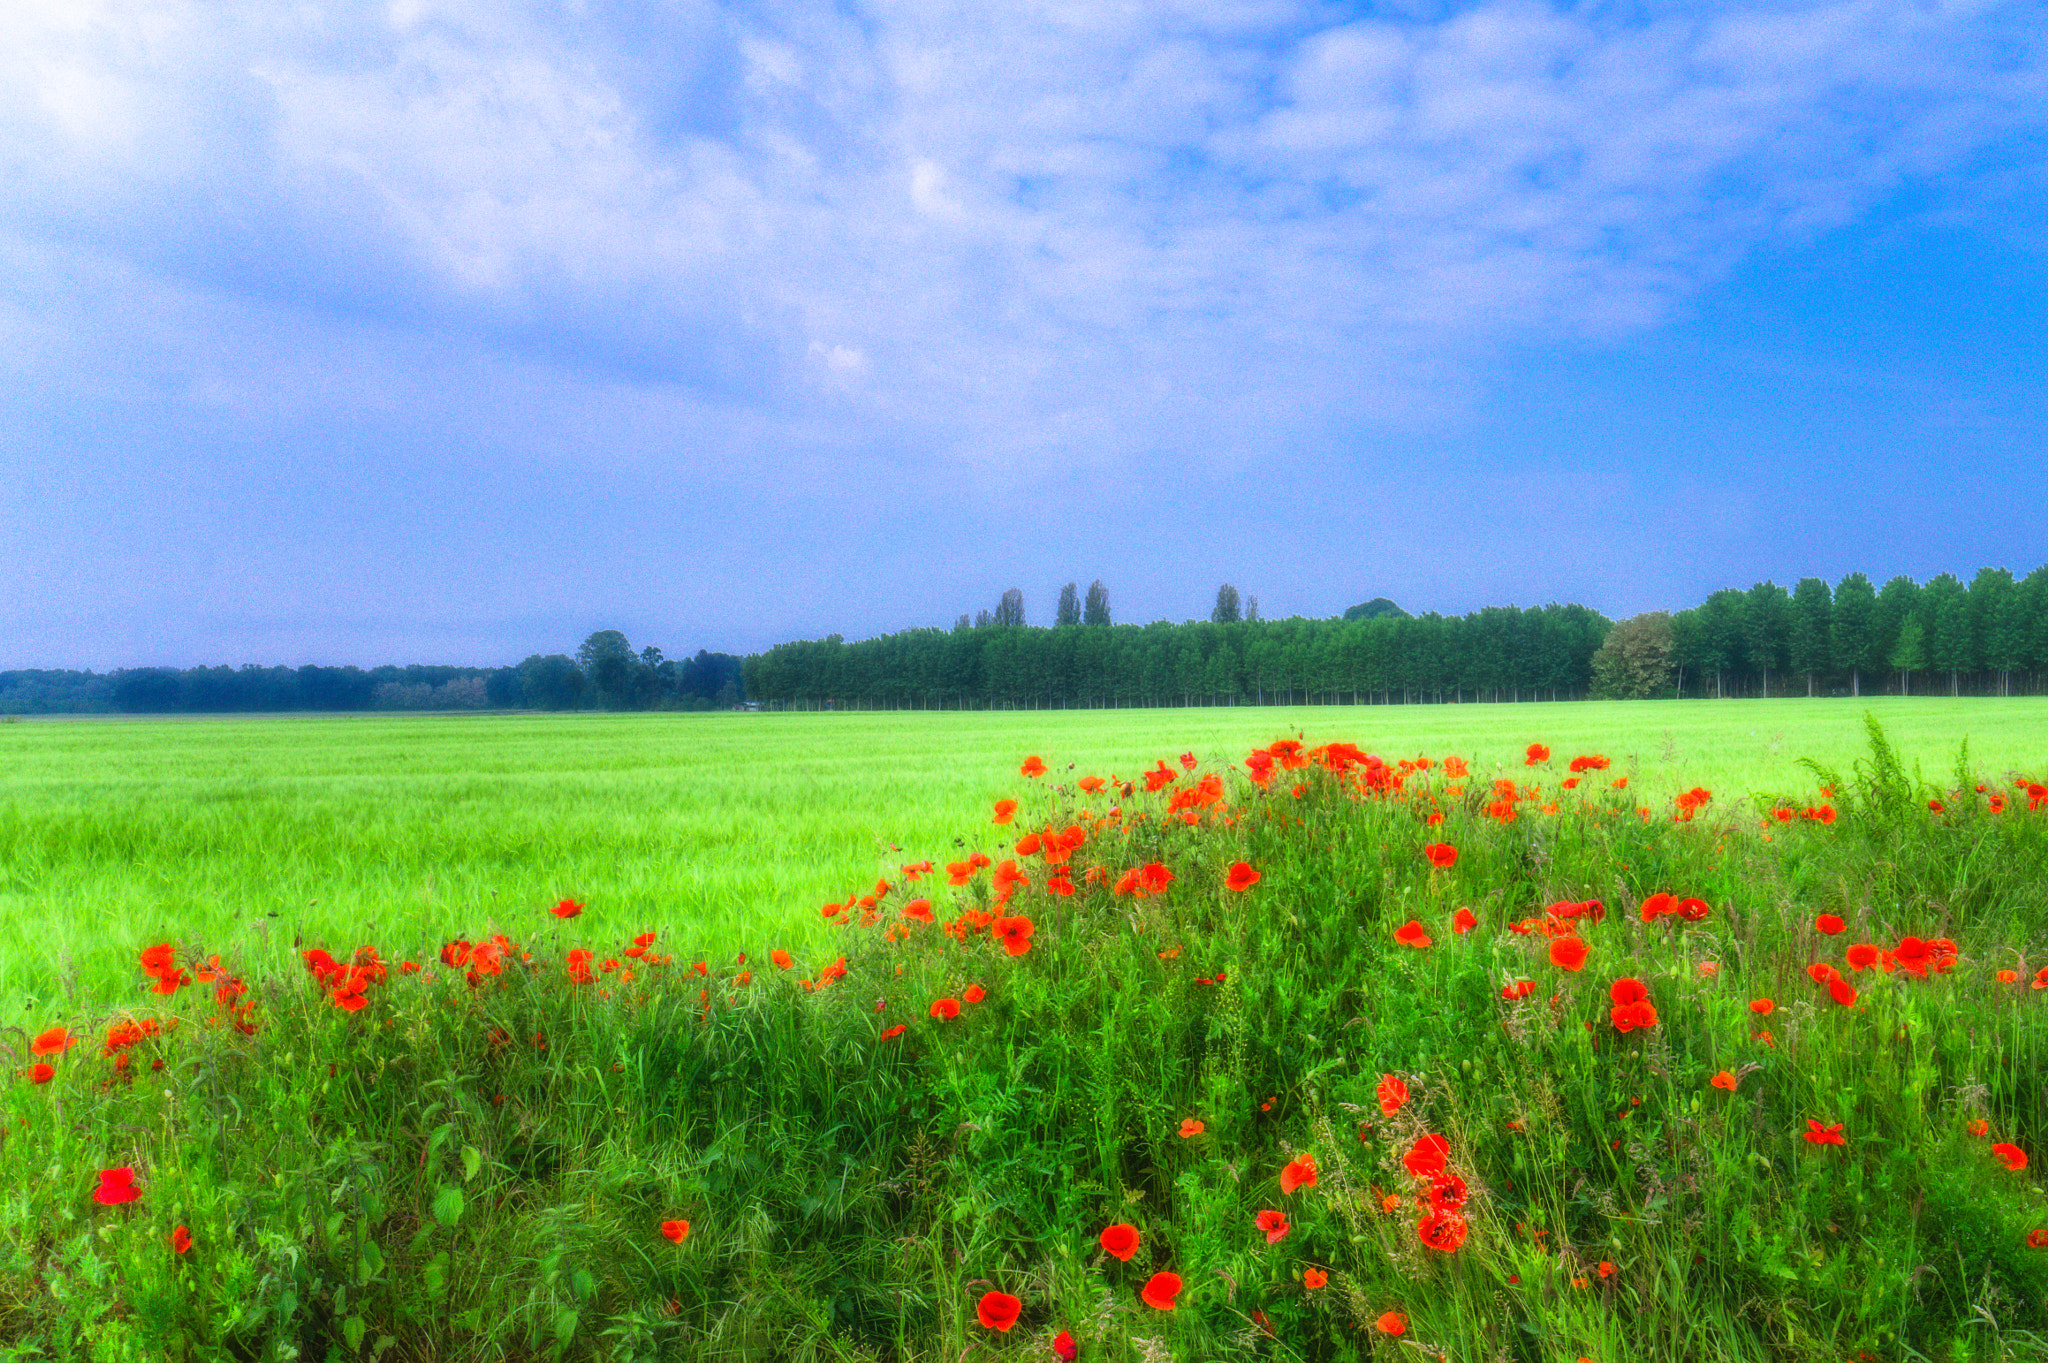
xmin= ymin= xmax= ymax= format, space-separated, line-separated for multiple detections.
xmin=4 ymin=698 xmax=2045 ymax=1018
xmin=3 ymin=700 xmax=2047 ymax=1361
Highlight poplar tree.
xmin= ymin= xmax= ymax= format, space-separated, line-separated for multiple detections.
xmin=1873 ymin=576 xmax=1921 ymax=691
xmin=1789 ymin=578 xmax=1833 ymax=696
xmin=1968 ymin=567 xmax=2019 ymax=696
xmin=1922 ymin=572 xmax=1971 ymax=695
xmin=1055 ymin=583 xmax=1081 ymax=627
xmin=1743 ymin=581 xmax=1791 ymax=699
xmin=1831 ymin=572 xmax=1877 ymax=697
xmin=1083 ymin=581 xmax=1112 ymax=627
xmin=1211 ymin=584 xmax=1242 ymax=624
xmin=1890 ymin=616 xmax=1927 ymax=695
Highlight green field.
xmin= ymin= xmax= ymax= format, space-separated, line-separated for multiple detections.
xmin=4 ymin=699 xmax=2044 ymax=1017
xmin=5 ymin=700 xmax=2048 ymax=1360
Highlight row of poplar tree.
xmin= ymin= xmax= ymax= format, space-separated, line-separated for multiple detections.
xmin=739 ymin=567 xmax=2048 ymax=709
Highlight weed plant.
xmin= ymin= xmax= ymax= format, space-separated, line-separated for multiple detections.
xmin=3 ymin=719 xmax=2047 ymax=1361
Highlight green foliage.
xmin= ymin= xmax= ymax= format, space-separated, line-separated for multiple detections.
xmin=4 ymin=719 xmax=2048 ymax=1360
xmin=1589 ymin=611 xmax=1676 ymax=699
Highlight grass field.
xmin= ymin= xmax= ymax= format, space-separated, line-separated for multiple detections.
xmin=4 ymin=702 xmax=2047 ymax=1360
xmin=4 ymin=698 xmax=2045 ymax=1019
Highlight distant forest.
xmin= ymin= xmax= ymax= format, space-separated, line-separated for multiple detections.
xmin=7 ymin=566 xmax=2047 ymax=716
xmin=742 ymin=568 xmax=2048 ymax=710
xmin=0 ymin=632 xmax=743 ymax=716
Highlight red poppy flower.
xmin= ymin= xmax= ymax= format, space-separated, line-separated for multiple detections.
xmin=1750 ymin=998 xmax=1775 ymax=1015
xmin=1611 ymin=999 xmax=1659 ymax=1032
xmin=1501 ymin=979 xmax=1536 ymax=999
xmin=1894 ymin=936 xmax=1936 ymax=977
xmin=1140 ymin=1272 xmax=1181 ymax=1311
xmin=1377 ymin=1311 xmax=1407 ymax=1335
xmin=1609 ymin=978 xmax=1649 ymax=1006
xmin=1802 ymin=1119 xmax=1846 ymax=1147
xmin=1827 ymin=976 xmax=1858 ymax=1007
xmin=1416 ymin=1208 xmax=1468 ymax=1252
xmin=1807 ymin=962 xmax=1840 ymax=984
xmin=1676 ymin=897 xmax=1712 ymax=921
xmin=977 ymin=1290 xmax=1023 ymax=1331
xmin=1423 ymin=843 xmax=1457 ymax=869
xmin=1525 ymin=743 xmax=1550 ymax=765
xmin=929 ymin=998 xmax=961 ymax=1021
xmin=30 ymin=1063 xmax=55 ymax=1084
xmin=1279 ymin=1152 xmax=1318 ymax=1194
xmin=901 ymin=899 xmax=934 ymax=924
xmin=879 ymin=1024 xmax=906 ymax=1040
xmin=31 ymin=1027 xmax=76 ymax=1057
xmin=1638 ymin=892 xmax=1675 ymax=922
xmin=1993 ymin=1143 xmax=2028 ymax=1171
xmin=1710 ymin=1070 xmax=1737 ymax=1091
xmin=1053 ymin=1330 xmax=1078 ymax=1360
xmin=771 ymin=949 xmax=794 ymax=970
xmin=1079 ymin=775 xmax=1105 ymax=794
xmin=1968 ymin=1118 xmax=1990 ymax=1136
xmin=992 ymin=915 xmax=1035 ymax=956
xmin=1100 ymin=1224 xmax=1140 ymax=1261
xmin=92 ymin=1167 xmax=142 ymax=1205
xmin=1844 ymin=944 xmax=1879 ymax=971
xmin=1179 ymin=1117 xmax=1204 ymax=1138
xmin=964 ymin=983 xmax=986 ymax=1003
xmin=1548 ymin=937 xmax=1588 ymax=972
xmin=993 ymin=799 xmax=1019 ymax=825
xmin=1304 ymin=1268 xmax=1328 ymax=1289
xmin=660 ymin=1219 xmax=689 ymax=1243
xmin=1225 ymin=862 xmax=1261 ymax=892
xmin=166 ymin=1225 xmax=192 ymax=1255
xmin=1394 ymin=920 xmax=1433 ymax=949
xmin=1019 ymin=755 xmax=1048 ymax=778
xmin=1998 ymin=969 xmax=2019 ymax=984
xmin=1403 ymin=1134 xmax=1450 ymax=1179
xmin=1377 ymin=1074 xmax=1409 ymax=1117
xmin=1444 ymin=906 xmax=1476 ymax=936
xmin=1256 ymin=1209 xmax=1291 ymax=1244
xmin=552 ymin=899 xmax=584 ymax=919
xmin=1815 ymin=914 xmax=1845 ymax=936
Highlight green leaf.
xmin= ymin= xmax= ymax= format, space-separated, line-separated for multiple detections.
xmin=342 ymin=1315 xmax=366 ymax=1351
xmin=431 ymin=1186 xmax=464 ymax=1229
xmin=461 ymin=1145 xmax=482 ymax=1184
xmin=554 ymin=1309 xmax=580 ymax=1344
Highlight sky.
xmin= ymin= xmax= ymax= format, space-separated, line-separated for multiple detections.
xmin=3 ymin=0 xmax=2044 ymax=670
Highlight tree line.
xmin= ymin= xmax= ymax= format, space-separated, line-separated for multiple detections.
xmin=9 ymin=565 xmax=2047 ymax=716
xmin=0 ymin=633 xmax=744 ymax=715
xmin=1593 ymin=567 xmax=2048 ymax=701
xmin=743 ymin=566 xmax=2048 ymax=710
xmin=743 ymin=587 xmax=1611 ymax=709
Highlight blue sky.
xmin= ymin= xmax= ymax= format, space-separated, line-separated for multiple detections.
xmin=3 ymin=0 xmax=2043 ymax=669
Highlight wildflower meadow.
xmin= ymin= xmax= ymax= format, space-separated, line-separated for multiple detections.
xmin=3 ymin=709 xmax=2047 ymax=1361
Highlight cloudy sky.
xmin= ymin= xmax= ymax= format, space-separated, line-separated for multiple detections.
xmin=4 ymin=0 xmax=2044 ymax=668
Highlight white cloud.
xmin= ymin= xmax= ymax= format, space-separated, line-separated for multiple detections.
xmin=0 ymin=0 xmax=2041 ymax=474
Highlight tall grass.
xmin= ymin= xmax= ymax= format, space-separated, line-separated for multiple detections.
xmin=3 ymin=718 xmax=2046 ymax=1360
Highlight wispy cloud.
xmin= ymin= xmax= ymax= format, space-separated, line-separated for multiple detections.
xmin=1 ymin=0 xmax=2042 ymax=661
